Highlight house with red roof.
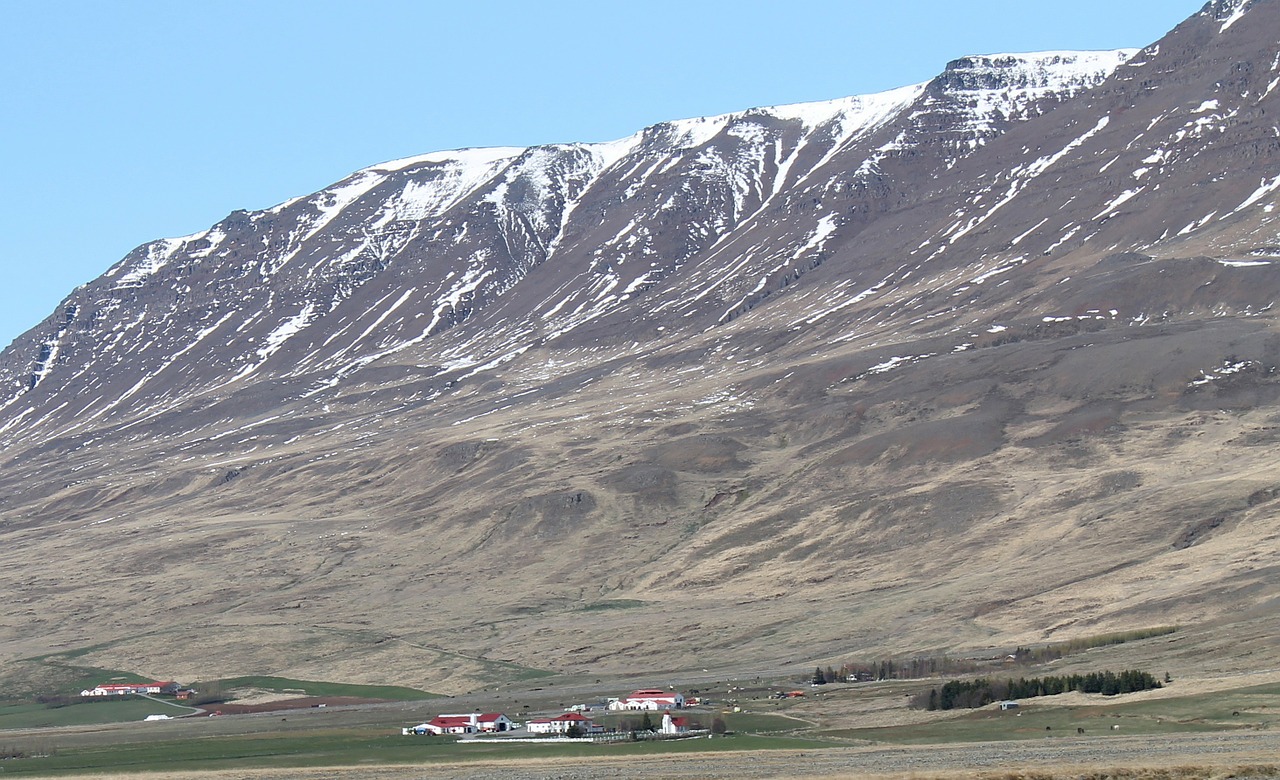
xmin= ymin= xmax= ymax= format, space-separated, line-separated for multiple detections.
xmin=526 ymin=711 xmax=602 ymax=735
xmin=407 ymin=712 xmax=514 ymax=735
xmin=607 ymin=688 xmax=686 ymax=710
xmin=80 ymin=681 xmax=179 ymax=697
xmin=660 ymin=710 xmax=692 ymax=734
xmin=475 ymin=713 xmax=514 ymax=732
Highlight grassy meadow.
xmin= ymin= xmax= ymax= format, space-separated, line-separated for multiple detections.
xmin=824 ymin=682 xmax=1280 ymax=744
xmin=0 ymin=697 xmax=196 ymax=730
xmin=0 ymin=726 xmax=818 ymax=776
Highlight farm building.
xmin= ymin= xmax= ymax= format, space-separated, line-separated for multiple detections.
xmin=526 ymin=712 xmax=602 ymax=734
xmin=659 ymin=710 xmax=692 ymax=734
xmin=81 ymin=681 xmax=179 ymax=697
xmin=405 ymin=713 xmax=514 ymax=735
xmin=607 ymin=688 xmax=686 ymax=710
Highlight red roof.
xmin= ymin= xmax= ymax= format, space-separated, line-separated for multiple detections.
xmin=625 ymin=690 xmax=680 ymax=700
xmin=429 ymin=713 xmax=508 ymax=726
xmin=96 ymin=681 xmax=171 ymax=690
xmin=530 ymin=712 xmax=592 ymax=723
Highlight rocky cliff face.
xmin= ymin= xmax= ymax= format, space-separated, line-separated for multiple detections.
xmin=2 ymin=1 xmax=1278 ymax=692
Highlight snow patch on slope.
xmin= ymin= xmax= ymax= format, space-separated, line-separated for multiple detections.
xmin=947 ymin=116 xmax=1112 ymax=245
xmin=108 ymin=237 xmax=187 ymax=289
xmin=371 ymin=150 xmax=523 ymax=226
xmin=1217 ymin=0 xmax=1252 ymax=32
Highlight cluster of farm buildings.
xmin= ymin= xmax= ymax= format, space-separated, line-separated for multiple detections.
xmin=405 ymin=689 xmax=696 ymax=737
xmin=80 ymin=681 xmax=196 ymax=699
xmin=77 ymin=681 xmax=701 ymax=738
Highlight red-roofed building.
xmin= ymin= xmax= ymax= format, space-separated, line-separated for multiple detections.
xmin=408 ymin=712 xmax=514 ymax=735
xmin=526 ymin=711 xmax=602 ymax=735
xmin=417 ymin=715 xmax=475 ymax=735
xmin=80 ymin=681 xmax=179 ymax=697
xmin=476 ymin=713 xmax=515 ymax=732
xmin=660 ymin=710 xmax=692 ymax=734
xmin=607 ymin=688 xmax=686 ymax=710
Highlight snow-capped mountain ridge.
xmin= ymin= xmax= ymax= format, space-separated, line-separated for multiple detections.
xmin=0 ymin=49 xmax=1134 ymax=441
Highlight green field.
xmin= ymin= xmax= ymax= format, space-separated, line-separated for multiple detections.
xmin=0 ymin=727 xmax=822 ymax=776
xmin=0 ymin=672 xmax=435 ymax=733
xmin=0 ymin=697 xmax=196 ymax=730
xmin=722 ymin=711 xmax=814 ymax=733
xmin=824 ymin=682 xmax=1280 ymax=744
xmin=588 ymin=709 xmax=803 ymax=734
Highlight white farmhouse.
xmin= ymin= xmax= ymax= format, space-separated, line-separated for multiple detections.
xmin=526 ymin=712 xmax=601 ymax=734
xmin=607 ymin=688 xmax=686 ymax=710
xmin=406 ymin=712 xmax=514 ymax=735
xmin=81 ymin=681 xmax=178 ymax=697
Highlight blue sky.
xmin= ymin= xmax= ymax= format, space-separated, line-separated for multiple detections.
xmin=1 ymin=0 xmax=1207 ymax=348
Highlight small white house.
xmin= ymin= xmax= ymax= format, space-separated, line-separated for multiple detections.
xmin=659 ymin=710 xmax=691 ymax=734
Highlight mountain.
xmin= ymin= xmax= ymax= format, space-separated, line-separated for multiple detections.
xmin=2 ymin=0 xmax=1278 ymax=693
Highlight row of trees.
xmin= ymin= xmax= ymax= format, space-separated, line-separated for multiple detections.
xmin=813 ymin=656 xmax=998 ymax=683
xmin=910 ymin=669 xmax=1163 ymax=711
xmin=815 ymin=627 xmax=1178 ymax=684
xmin=1007 ymin=627 xmax=1178 ymax=665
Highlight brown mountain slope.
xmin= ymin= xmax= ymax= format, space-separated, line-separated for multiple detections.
xmin=1 ymin=0 xmax=1279 ymax=693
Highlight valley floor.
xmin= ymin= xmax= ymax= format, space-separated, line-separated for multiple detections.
xmin=75 ymin=731 xmax=1280 ymax=780
xmin=6 ymin=640 xmax=1278 ymax=778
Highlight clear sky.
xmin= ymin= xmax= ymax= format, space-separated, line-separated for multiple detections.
xmin=1 ymin=0 xmax=1207 ymax=348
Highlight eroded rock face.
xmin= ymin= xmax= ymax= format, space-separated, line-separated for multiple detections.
xmin=2 ymin=1 xmax=1280 ymax=690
